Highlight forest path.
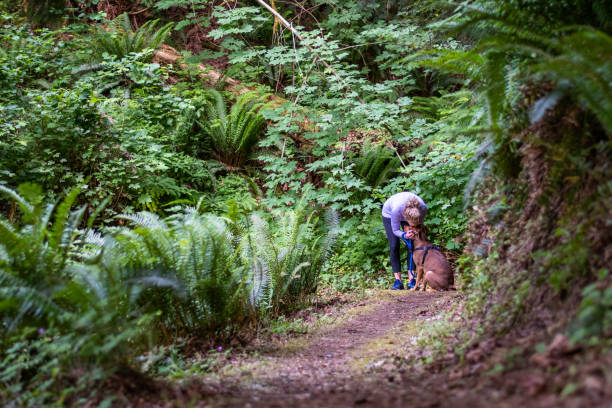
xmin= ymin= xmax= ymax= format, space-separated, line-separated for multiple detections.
xmin=190 ymin=290 xmax=490 ymax=408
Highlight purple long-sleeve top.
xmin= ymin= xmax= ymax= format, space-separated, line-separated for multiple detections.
xmin=382 ymin=191 xmax=427 ymax=238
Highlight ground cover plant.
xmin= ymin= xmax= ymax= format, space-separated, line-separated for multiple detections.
xmin=0 ymin=0 xmax=610 ymax=405
xmin=0 ymin=183 xmax=337 ymax=404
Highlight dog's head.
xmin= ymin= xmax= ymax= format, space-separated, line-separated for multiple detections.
xmin=402 ymin=222 xmax=425 ymax=240
xmin=402 ymin=223 xmax=427 ymax=241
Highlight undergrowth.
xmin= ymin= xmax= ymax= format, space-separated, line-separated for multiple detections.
xmin=1 ymin=0 xmax=610 ymax=405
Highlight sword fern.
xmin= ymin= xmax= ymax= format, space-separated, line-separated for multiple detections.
xmin=242 ymin=205 xmax=339 ymax=316
xmin=353 ymin=143 xmax=400 ymax=188
xmin=110 ymin=207 xmax=250 ymax=338
xmin=0 ymin=183 xmax=85 ymax=335
xmin=196 ymin=90 xmax=269 ymax=168
xmin=94 ymin=13 xmax=173 ymax=61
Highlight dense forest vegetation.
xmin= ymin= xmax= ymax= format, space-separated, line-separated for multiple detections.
xmin=0 ymin=0 xmax=610 ymax=406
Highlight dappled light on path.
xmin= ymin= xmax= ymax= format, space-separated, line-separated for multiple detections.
xmin=198 ymin=291 xmax=473 ymax=407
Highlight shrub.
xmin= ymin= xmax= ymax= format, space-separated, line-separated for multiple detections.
xmin=106 ymin=206 xmax=252 ymax=340
xmin=352 ymin=142 xmax=400 ymax=188
xmin=0 ymin=184 xmax=156 ymax=405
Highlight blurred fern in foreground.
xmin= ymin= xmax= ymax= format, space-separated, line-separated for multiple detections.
xmin=0 ymin=183 xmax=84 ymax=335
xmin=0 ymin=184 xmax=158 ymax=404
xmin=427 ymin=6 xmax=612 ymax=136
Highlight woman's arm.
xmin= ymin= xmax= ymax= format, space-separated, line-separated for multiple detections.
xmin=390 ymin=207 xmax=406 ymax=238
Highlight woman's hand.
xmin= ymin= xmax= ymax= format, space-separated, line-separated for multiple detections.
xmin=403 ymin=227 xmax=417 ymax=239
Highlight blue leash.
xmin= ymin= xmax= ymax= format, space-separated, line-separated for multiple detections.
xmin=401 ymin=236 xmax=417 ymax=289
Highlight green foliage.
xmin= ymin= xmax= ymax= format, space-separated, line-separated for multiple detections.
xmin=0 ymin=184 xmax=156 ymax=405
xmin=0 ymin=20 xmax=215 ymax=217
xmin=0 ymin=183 xmax=85 ymax=334
xmin=538 ymin=228 xmax=590 ymax=292
xmin=0 ymin=183 xmax=337 ymax=402
xmin=427 ymin=4 xmax=612 ymax=139
xmin=528 ymin=28 xmax=612 ymax=132
xmin=494 ymin=0 xmax=612 ymax=32
xmin=94 ymin=13 xmax=173 ymax=61
xmin=172 ymin=90 xmax=214 ymax=160
xmin=322 ymin=213 xmax=389 ymax=290
xmin=267 ymin=316 xmax=309 ymax=335
xmin=196 ymin=90 xmax=269 ymax=168
xmin=209 ymin=6 xmax=269 ymax=39
xmin=21 ymin=0 xmax=66 ymax=27
xmin=154 ymin=0 xmax=212 ymax=34
xmin=2 ymin=84 xmax=117 ymax=191
xmin=2 ymin=0 xmax=610 ymax=395
xmin=212 ymin=2 xmax=483 ymax=285
xmin=105 ymin=207 xmax=250 ymax=339
xmin=243 ymin=205 xmax=339 ymax=316
xmin=352 ymin=143 xmax=400 ymax=188
xmin=569 ymin=270 xmax=612 ymax=346
xmin=200 ymin=173 xmax=260 ymax=215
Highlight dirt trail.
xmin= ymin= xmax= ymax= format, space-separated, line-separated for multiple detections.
xmin=192 ymin=291 xmax=485 ymax=408
xmin=151 ymin=289 xmax=606 ymax=408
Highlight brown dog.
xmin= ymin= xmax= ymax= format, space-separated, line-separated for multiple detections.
xmin=403 ymin=225 xmax=453 ymax=291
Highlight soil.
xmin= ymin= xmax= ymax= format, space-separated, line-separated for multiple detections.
xmin=134 ymin=290 xmax=609 ymax=408
xmin=204 ymin=291 xmax=454 ymax=408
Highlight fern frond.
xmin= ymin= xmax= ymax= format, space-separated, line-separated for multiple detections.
xmin=49 ymin=185 xmax=82 ymax=250
xmin=195 ymin=91 xmax=267 ymax=167
xmin=0 ymin=185 xmax=33 ymax=216
xmin=129 ymin=274 xmax=186 ymax=299
xmin=352 ymin=143 xmax=399 ymax=188
xmin=93 ymin=13 xmax=173 ymax=61
xmin=0 ymin=268 xmax=66 ymax=330
xmin=117 ymin=212 xmax=166 ymax=230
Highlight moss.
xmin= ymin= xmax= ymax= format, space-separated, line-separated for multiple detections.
xmin=349 ymin=321 xmax=423 ymax=372
xmin=276 ymin=295 xmax=390 ymax=355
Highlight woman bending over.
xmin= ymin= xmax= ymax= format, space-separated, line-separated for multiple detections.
xmin=381 ymin=191 xmax=427 ymax=290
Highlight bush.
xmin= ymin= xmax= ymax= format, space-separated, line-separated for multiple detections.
xmin=322 ymin=213 xmax=390 ymax=291
xmin=0 ymin=184 xmax=339 ymax=403
xmin=0 ymin=184 xmax=155 ymax=405
xmin=196 ymin=90 xmax=269 ymax=168
xmin=93 ymin=13 xmax=173 ymax=61
xmin=242 ymin=204 xmax=339 ymax=316
xmin=105 ymin=206 xmax=252 ymax=340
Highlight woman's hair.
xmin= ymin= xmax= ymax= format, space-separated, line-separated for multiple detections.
xmin=403 ymin=197 xmax=422 ymax=227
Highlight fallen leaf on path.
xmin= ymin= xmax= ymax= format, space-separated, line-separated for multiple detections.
xmin=529 ymin=353 xmax=555 ymax=368
xmin=547 ymin=333 xmax=580 ymax=356
xmin=466 ymin=347 xmax=484 ymax=362
xmin=520 ymin=374 xmax=546 ymax=396
xmin=583 ymin=375 xmax=604 ymax=395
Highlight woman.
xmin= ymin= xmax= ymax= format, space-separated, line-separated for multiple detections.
xmin=381 ymin=191 xmax=427 ymax=290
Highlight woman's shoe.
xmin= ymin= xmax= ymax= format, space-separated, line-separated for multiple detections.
xmin=391 ymin=279 xmax=404 ymax=290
